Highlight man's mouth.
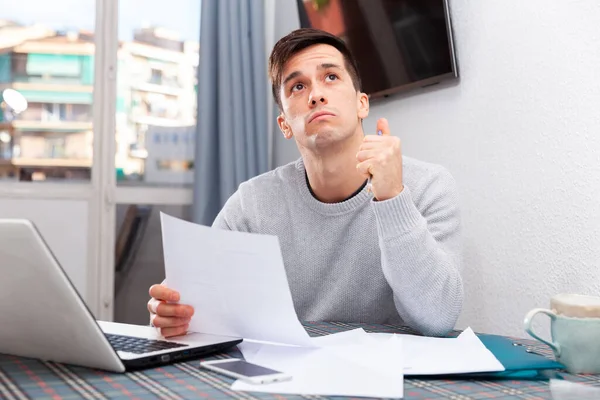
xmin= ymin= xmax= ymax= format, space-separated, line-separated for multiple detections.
xmin=308 ymin=111 xmax=335 ymax=124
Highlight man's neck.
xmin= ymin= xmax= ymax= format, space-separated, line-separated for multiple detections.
xmin=301 ymin=132 xmax=367 ymax=203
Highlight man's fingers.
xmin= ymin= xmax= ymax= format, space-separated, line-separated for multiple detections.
xmin=358 ymin=140 xmax=383 ymax=150
xmin=149 ymin=284 xmax=180 ymax=302
xmin=159 ymin=324 xmax=190 ymax=338
xmin=356 ymin=161 xmax=374 ymax=177
xmin=356 ymin=150 xmax=379 ymax=163
xmin=156 ymin=303 xmax=194 ymax=318
xmin=362 ymin=134 xmax=387 ymax=143
xmin=377 ymin=117 xmax=391 ymax=136
xmin=147 ymin=298 xmax=194 ymax=318
xmin=151 ymin=315 xmax=191 ymax=328
xmin=147 ymin=298 xmax=163 ymax=314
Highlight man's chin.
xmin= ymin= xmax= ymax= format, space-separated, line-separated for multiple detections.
xmin=307 ymin=130 xmax=343 ymax=149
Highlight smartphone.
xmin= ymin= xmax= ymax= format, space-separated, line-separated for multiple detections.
xmin=199 ymin=358 xmax=292 ymax=384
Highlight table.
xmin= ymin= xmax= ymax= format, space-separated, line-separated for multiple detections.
xmin=1 ymin=322 xmax=599 ymax=399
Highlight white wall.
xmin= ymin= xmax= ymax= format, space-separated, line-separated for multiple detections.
xmin=272 ymin=0 xmax=600 ymax=337
xmin=0 ymin=199 xmax=89 ymax=299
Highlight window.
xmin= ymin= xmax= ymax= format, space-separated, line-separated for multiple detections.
xmin=0 ymin=6 xmax=95 ymax=181
xmin=0 ymin=0 xmax=199 ymax=183
xmin=116 ymin=0 xmax=199 ymax=187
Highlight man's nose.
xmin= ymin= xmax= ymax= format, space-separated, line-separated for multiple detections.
xmin=310 ymin=97 xmax=326 ymax=106
xmin=308 ymin=88 xmax=327 ymax=107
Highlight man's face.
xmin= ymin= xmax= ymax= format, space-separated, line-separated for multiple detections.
xmin=277 ymin=44 xmax=369 ymax=151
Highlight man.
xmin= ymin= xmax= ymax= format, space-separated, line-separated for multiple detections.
xmin=147 ymin=28 xmax=463 ymax=338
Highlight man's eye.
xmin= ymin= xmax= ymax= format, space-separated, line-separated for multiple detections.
xmin=325 ymin=74 xmax=338 ymax=82
xmin=291 ymin=83 xmax=305 ymax=92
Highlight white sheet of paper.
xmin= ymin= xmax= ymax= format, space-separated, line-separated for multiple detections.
xmin=368 ymin=328 xmax=505 ymax=375
xmin=236 ymin=328 xmax=367 ymax=359
xmin=160 ymin=213 xmax=312 ymax=347
xmin=233 ymin=330 xmax=404 ymax=398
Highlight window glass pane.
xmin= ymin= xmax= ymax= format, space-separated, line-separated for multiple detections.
xmin=0 ymin=2 xmax=95 ymax=181
xmin=116 ymin=0 xmax=200 ymax=187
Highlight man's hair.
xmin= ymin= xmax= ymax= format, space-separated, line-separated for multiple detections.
xmin=268 ymin=28 xmax=362 ymax=110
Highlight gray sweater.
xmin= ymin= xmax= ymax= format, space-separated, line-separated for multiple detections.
xmin=213 ymin=156 xmax=463 ymax=336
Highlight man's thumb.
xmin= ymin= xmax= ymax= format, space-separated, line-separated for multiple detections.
xmin=377 ymin=118 xmax=391 ymax=136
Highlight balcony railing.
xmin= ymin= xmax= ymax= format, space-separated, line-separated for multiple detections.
xmin=12 ymin=75 xmax=93 ymax=86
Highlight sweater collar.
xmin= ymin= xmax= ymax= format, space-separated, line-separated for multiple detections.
xmin=294 ymin=158 xmax=373 ymax=215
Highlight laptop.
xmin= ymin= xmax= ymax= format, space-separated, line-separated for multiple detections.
xmin=0 ymin=219 xmax=242 ymax=372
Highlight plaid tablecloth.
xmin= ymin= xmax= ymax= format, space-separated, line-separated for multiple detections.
xmin=1 ymin=322 xmax=599 ymax=400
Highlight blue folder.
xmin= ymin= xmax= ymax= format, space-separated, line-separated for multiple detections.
xmin=469 ymin=333 xmax=564 ymax=379
xmin=415 ymin=333 xmax=565 ymax=380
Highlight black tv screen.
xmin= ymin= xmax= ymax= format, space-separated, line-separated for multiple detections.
xmin=296 ymin=0 xmax=458 ymax=99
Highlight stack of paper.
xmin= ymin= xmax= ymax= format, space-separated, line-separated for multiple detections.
xmin=161 ymin=213 xmax=504 ymax=399
xmin=232 ymin=327 xmax=504 ymax=397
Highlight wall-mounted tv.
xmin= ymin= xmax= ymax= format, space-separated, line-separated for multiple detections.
xmin=296 ymin=0 xmax=459 ymax=99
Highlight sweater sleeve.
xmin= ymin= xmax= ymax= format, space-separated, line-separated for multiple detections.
xmin=211 ymin=185 xmax=252 ymax=232
xmin=371 ymin=168 xmax=464 ymax=337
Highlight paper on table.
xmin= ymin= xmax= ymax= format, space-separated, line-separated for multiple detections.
xmin=160 ymin=213 xmax=312 ymax=347
xmin=310 ymin=328 xmax=369 ymax=346
xmin=233 ymin=329 xmax=404 ymax=398
xmin=237 ymin=328 xmax=368 ymax=360
xmin=368 ymin=328 xmax=505 ymax=375
xmin=238 ymin=326 xmax=502 ymax=383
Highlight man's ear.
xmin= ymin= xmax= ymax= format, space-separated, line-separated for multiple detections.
xmin=277 ymin=113 xmax=293 ymax=139
xmin=357 ymin=92 xmax=369 ymax=120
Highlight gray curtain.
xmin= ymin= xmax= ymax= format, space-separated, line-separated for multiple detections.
xmin=193 ymin=0 xmax=269 ymax=226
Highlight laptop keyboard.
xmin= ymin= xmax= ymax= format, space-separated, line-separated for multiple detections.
xmin=105 ymin=334 xmax=188 ymax=354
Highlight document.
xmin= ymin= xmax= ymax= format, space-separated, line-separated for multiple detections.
xmin=370 ymin=328 xmax=505 ymax=375
xmin=160 ymin=213 xmax=312 ymax=347
xmin=234 ymin=329 xmax=404 ymax=398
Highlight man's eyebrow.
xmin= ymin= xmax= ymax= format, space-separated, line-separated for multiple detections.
xmin=282 ymin=71 xmax=302 ymax=86
xmin=318 ymin=63 xmax=342 ymax=70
